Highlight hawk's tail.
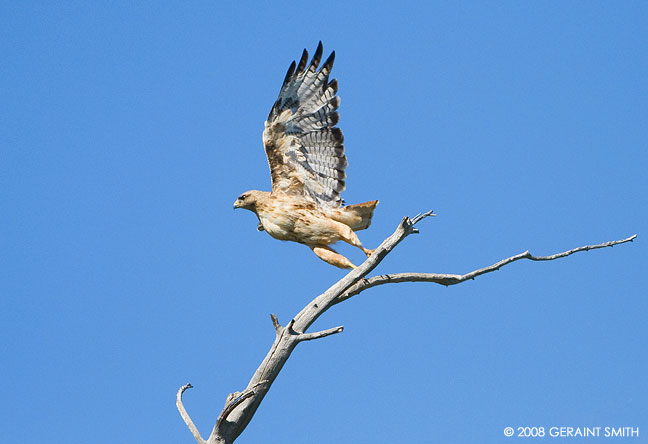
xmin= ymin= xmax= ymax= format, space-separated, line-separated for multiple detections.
xmin=337 ymin=200 xmax=379 ymax=231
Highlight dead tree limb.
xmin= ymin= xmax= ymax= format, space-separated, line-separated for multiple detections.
xmin=177 ymin=212 xmax=635 ymax=444
xmin=176 ymin=384 xmax=205 ymax=444
xmin=339 ymin=234 xmax=637 ymax=301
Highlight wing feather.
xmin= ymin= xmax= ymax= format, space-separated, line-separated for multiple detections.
xmin=263 ymin=42 xmax=347 ymax=207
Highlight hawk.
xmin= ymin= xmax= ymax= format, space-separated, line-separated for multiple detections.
xmin=234 ymin=42 xmax=378 ymax=269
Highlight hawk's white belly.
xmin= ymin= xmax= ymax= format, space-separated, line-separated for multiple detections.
xmin=258 ymin=203 xmax=342 ymax=246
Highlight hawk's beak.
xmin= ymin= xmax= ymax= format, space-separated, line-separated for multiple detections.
xmin=233 ymin=200 xmax=240 ymax=209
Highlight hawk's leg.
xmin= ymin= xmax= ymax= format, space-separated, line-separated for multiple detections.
xmin=310 ymin=246 xmax=356 ymax=269
xmin=335 ymin=223 xmax=374 ymax=257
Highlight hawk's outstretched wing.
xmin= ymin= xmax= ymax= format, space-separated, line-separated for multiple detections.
xmin=262 ymin=42 xmax=347 ymax=207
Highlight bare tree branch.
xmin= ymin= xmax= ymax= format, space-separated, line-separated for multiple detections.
xmin=270 ymin=313 xmax=281 ymax=336
xmin=296 ymin=326 xmax=344 ymax=342
xmin=177 ymin=211 xmax=635 ymax=444
xmin=339 ymin=234 xmax=637 ymax=300
xmin=176 ymin=383 xmax=205 ymax=444
xmin=187 ymin=214 xmax=429 ymax=443
xmin=410 ymin=210 xmax=436 ymax=228
xmin=271 ymin=312 xmax=343 ymax=341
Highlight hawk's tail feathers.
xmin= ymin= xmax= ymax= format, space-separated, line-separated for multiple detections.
xmin=338 ymin=200 xmax=379 ymax=231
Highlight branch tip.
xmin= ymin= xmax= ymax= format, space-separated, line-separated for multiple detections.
xmin=298 ymin=325 xmax=345 ymax=342
xmin=176 ymin=383 xmax=205 ymax=444
xmin=401 ymin=210 xmax=436 ymax=235
xmin=411 ymin=210 xmax=436 ymax=225
xmin=270 ymin=313 xmax=281 ymax=333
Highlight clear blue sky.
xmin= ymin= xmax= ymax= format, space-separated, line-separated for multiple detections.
xmin=2 ymin=2 xmax=646 ymax=443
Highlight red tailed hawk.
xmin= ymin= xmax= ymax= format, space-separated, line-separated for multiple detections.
xmin=234 ymin=42 xmax=378 ymax=269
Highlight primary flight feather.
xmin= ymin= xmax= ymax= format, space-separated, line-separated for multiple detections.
xmin=233 ymin=42 xmax=378 ymax=269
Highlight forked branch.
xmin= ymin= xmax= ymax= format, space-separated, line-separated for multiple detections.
xmin=177 ymin=212 xmax=635 ymax=444
xmin=214 ymin=380 xmax=268 ymax=433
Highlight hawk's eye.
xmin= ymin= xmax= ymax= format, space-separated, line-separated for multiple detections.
xmin=238 ymin=194 xmax=247 ymax=201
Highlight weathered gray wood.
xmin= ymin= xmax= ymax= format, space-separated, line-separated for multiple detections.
xmin=176 ymin=212 xmax=636 ymax=444
xmin=339 ymin=234 xmax=638 ymax=300
xmin=176 ymin=384 xmax=205 ymax=444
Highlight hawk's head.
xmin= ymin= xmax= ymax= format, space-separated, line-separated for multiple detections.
xmin=233 ymin=190 xmax=265 ymax=212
